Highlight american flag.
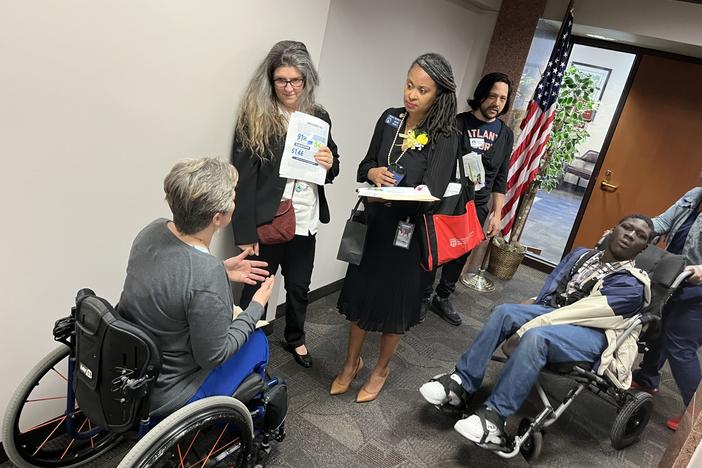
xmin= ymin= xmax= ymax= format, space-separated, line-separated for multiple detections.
xmin=500 ymin=10 xmax=574 ymax=237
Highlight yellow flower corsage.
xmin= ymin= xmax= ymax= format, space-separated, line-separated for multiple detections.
xmin=399 ymin=129 xmax=430 ymax=151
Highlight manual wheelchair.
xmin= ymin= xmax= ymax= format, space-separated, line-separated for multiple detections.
xmin=431 ymin=244 xmax=689 ymax=462
xmin=2 ymin=288 xmax=287 ymax=467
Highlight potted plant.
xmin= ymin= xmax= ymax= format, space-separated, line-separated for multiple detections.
xmin=488 ymin=65 xmax=599 ymax=279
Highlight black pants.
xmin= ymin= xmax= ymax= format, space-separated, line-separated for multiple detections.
xmin=422 ymin=203 xmax=489 ymax=299
xmin=240 ymin=234 xmax=316 ymax=347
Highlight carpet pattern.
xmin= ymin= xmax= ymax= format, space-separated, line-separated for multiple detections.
xmin=3 ymin=264 xmax=684 ymax=467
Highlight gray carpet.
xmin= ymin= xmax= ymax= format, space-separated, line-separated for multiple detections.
xmin=4 ymin=264 xmax=683 ymax=467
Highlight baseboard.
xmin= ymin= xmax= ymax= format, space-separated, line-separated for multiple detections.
xmin=0 ymin=280 xmax=345 ymax=464
xmin=274 ymin=278 xmax=344 ymax=319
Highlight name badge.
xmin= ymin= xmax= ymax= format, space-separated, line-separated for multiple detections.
xmin=385 ymin=114 xmax=402 ymax=128
xmin=393 ymin=219 xmax=415 ymax=249
xmin=469 ymin=137 xmax=485 ymax=150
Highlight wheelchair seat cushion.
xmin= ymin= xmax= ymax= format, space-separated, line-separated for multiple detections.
xmin=544 ymin=360 xmax=593 ymax=374
xmin=232 ymin=373 xmax=265 ymax=403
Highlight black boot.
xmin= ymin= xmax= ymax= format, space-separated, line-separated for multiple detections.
xmin=430 ymin=295 xmax=462 ymax=326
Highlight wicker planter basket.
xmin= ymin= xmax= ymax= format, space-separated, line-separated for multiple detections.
xmin=488 ymin=237 xmax=526 ymax=280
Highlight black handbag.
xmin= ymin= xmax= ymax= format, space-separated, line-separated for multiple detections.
xmin=337 ymin=198 xmax=367 ymax=265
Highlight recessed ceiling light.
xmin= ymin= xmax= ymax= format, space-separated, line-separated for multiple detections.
xmin=586 ymin=33 xmax=615 ymax=41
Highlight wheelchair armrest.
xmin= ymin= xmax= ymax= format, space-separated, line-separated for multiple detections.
xmin=639 ymin=312 xmax=660 ymax=325
xmin=232 ymin=373 xmax=265 ymax=403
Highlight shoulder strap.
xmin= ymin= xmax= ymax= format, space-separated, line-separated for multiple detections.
xmin=553 ymin=250 xmax=599 ymax=298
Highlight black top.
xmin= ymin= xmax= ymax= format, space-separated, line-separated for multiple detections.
xmin=456 ymin=111 xmax=514 ymax=209
xmin=357 ymin=107 xmax=459 ymax=214
xmin=230 ymin=108 xmax=340 ymax=244
xmin=668 ymin=209 xmax=700 ymax=255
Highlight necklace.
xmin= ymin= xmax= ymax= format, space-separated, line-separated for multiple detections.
xmin=184 ymin=234 xmax=208 ymax=248
xmin=387 ymin=112 xmax=410 ymax=166
xmin=184 ymin=232 xmax=209 ymax=251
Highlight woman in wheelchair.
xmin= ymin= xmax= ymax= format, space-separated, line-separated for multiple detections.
xmin=118 ymin=157 xmax=275 ymax=417
xmin=420 ymin=215 xmax=654 ymax=452
xmin=3 ymin=157 xmax=287 ymax=468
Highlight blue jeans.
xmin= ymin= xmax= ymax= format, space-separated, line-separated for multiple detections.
xmin=634 ymin=284 xmax=702 ymax=406
xmin=454 ymin=303 xmax=607 ymax=418
xmin=187 ymin=329 xmax=269 ymax=404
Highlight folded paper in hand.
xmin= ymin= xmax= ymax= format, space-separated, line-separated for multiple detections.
xmin=356 ymin=185 xmax=439 ymax=202
xmin=279 ymin=111 xmax=329 ymax=185
xmin=459 ymin=152 xmax=485 ymax=191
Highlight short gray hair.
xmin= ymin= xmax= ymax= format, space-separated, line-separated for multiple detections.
xmin=163 ymin=157 xmax=239 ymax=234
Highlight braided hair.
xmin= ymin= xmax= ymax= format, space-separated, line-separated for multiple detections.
xmin=410 ymin=53 xmax=457 ymax=137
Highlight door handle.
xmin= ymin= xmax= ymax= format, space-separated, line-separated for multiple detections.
xmin=600 ymin=181 xmax=619 ymax=192
xmin=600 ymin=169 xmax=619 ymax=192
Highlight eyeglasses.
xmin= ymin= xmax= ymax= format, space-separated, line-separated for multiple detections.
xmin=273 ymin=78 xmax=304 ymax=89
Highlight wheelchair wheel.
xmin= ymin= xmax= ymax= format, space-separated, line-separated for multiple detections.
xmin=610 ymin=391 xmax=653 ymax=450
xmin=118 ymin=396 xmax=254 ymax=468
xmin=517 ymin=417 xmax=543 ymax=463
xmin=2 ymin=345 xmax=122 ymax=467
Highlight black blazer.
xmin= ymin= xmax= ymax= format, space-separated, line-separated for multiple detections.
xmin=230 ymin=108 xmax=340 ymax=245
xmin=357 ymin=107 xmax=460 ymax=216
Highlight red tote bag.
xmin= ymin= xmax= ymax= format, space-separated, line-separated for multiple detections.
xmin=420 ymin=152 xmax=484 ymax=271
xmin=420 ymin=200 xmax=484 ymax=271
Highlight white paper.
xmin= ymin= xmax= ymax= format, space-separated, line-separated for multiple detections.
xmin=442 ymin=182 xmax=462 ymax=197
xmin=279 ymin=111 xmax=329 ymax=185
xmin=356 ymin=185 xmax=439 ymax=202
xmin=458 ymin=152 xmax=485 ymax=191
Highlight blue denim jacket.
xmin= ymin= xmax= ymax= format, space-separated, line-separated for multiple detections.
xmin=653 ymin=187 xmax=702 ymax=266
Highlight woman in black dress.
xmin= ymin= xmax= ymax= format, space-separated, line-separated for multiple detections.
xmin=332 ymin=53 xmax=460 ymax=402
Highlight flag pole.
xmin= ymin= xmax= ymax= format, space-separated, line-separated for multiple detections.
xmin=461 ymin=242 xmax=495 ymax=292
xmin=507 ymin=0 xmax=574 ymax=245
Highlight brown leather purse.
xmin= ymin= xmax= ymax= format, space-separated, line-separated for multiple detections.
xmin=256 ymin=186 xmax=296 ymax=245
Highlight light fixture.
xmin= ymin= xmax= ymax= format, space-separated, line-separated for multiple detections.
xmin=586 ymin=33 xmax=615 ymax=41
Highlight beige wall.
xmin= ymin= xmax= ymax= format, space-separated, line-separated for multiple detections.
xmin=312 ymin=0 xmax=497 ymax=290
xmin=0 ymin=0 xmax=332 ymax=436
xmin=545 ymin=0 xmax=702 ymax=47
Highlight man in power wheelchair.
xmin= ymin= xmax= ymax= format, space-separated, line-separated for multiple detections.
xmin=3 ymin=158 xmax=288 ymax=467
xmin=420 ymin=214 xmax=689 ymax=461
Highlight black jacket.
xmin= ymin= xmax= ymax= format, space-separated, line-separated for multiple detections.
xmin=230 ymin=108 xmax=340 ymax=244
xmin=357 ymin=107 xmax=460 ymax=217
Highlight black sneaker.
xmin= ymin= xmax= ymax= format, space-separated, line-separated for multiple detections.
xmin=419 ymin=298 xmax=430 ymax=323
xmin=431 ymin=296 xmax=462 ymax=326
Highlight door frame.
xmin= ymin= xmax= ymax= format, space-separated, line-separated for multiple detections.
xmin=525 ymin=36 xmax=702 ymax=272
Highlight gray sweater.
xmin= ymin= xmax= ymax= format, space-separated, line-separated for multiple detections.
xmin=118 ymin=219 xmax=264 ymax=416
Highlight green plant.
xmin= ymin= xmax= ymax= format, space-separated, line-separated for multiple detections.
xmin=536 ymin=66 xmax=598 ymax=191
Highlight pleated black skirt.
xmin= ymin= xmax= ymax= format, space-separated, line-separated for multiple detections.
xmin=337 ymin=202 xmax=423 ymax=334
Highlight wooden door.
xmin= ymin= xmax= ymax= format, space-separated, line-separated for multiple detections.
xmin=572 ymin=55 xmax=702 ymax=249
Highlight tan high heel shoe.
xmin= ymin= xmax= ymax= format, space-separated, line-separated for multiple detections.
xmin=356 ymin=368 xmax=390 ymax=403
xmin=330 ymin=357 xmax=364 ymax=395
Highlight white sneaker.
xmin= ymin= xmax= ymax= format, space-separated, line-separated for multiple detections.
xmin=419 ymin=373 xmax=464 ymax=407
xmin=454 ymin=411 xmax=504 ymax=445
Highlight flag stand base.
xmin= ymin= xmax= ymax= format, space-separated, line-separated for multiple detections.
xmin=461 ymin=269 xmax=495 ymax=292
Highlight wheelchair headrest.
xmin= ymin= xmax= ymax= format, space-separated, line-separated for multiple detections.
xmin=634 ymin=245 xmax=686 ymax=289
